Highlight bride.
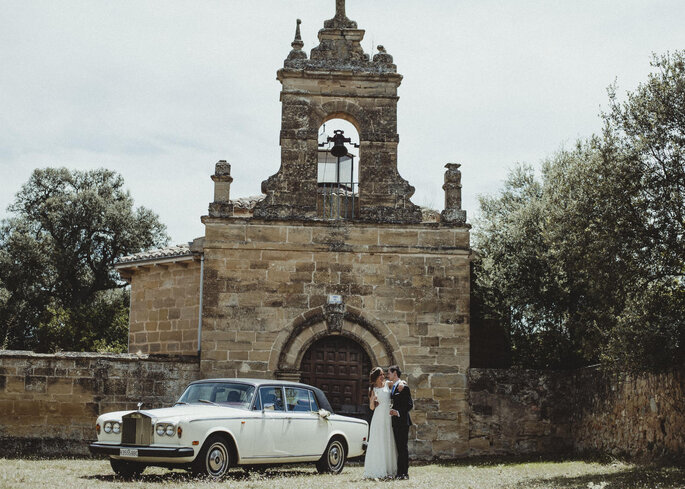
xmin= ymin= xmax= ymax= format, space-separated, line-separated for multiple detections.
xmin=363 ymin=367 xmax=405 ymax=479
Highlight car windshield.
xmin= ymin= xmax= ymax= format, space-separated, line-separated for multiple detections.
xmin=177 ymin=382 xmax=255 ymax=410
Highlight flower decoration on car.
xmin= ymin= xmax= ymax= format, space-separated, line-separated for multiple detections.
xmin=318 ymin=409 xmax=331 ymax=419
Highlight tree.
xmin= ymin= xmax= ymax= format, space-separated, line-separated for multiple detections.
xmin=473 ymin=51 xmax=685 ymax=371
xmin=597 ymin=51 xmax=685 ymax=370
xmin=0 ymin=168 xmax=168 ymax=352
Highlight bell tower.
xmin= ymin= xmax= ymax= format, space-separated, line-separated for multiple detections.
xmin=254 ymin=0 xmax=422 ymax=223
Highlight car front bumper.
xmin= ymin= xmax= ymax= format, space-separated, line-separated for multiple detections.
xmin=89 ymin=443 xmax=194 ymax=458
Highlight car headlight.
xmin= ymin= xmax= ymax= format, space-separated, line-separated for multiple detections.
xmin=104 ymin=422 xmax=112 ymax=434
xmin=155 ymin=423 xmax=176 ymax=436
xmin=112 ymin=422 xmax=120 ymax=434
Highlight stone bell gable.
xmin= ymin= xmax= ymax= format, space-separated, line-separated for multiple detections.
xmin=253 ymin=0 xmax=421 ymax=224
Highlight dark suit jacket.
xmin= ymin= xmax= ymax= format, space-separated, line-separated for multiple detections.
xmin=390 ymin=381 xmax=413 ymax=427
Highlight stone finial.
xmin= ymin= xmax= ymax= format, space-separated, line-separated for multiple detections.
xmin=209 ymin=160 xmax=234 ymax=218
xmin=214 ymin=160 xmax=232 ymax=178
xmin=373 ymin=45 xmax=395 ymax=67
xmin=441 ymin=163 xmax=467 ymax=224
xmin=324 ymin=0 xmax=358 ymax=29
xmin=293 ymin=19 xmax=303 ymax=49
xmin=286 ymin=19 xmax=308 ymax=62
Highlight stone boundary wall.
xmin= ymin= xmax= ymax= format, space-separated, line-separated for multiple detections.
xmin=468 ymin=368 xmax=574 ymax=455
xmin=1 ymin=351 xmax=681 ymax=460
xmin=0 ymin=351 xmax=200 ymax=456
xmin=468 ymin=367 xmax=684 ymax=461
xmin=572 ymin=368 xmax=684 ymax=461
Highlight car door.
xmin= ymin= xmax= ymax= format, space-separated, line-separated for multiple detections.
xmin=251 ymin=385 xmax=288 ymax=458
xmin=282 ymin=387 xmax=328 ymax=457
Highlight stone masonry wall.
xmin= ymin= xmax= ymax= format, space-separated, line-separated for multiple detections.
xmin=0 ymin=350 xmax=681 ymax=460
xmin=0 ymin=351 xmax=200 ymax=456
xmin=572 ymin=368 xmax=684 ymax=461
xmin=200 ymin=218 xmax=471 ymax=460
xmin=128 ymin=260 xmax=201 ymax=355
xmin=468 ymin=367 xmax=684 ymax=461
xmin=468 ymin=368 xmax=574 ymax=455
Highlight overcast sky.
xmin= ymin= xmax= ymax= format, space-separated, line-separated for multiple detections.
xmin=2 ymin=0 xmax=684 ymax=244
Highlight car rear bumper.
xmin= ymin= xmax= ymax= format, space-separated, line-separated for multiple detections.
xmin=89 ymin=443 xmax=194 ymax=458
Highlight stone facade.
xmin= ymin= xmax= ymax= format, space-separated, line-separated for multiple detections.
xmin=119 ymin=250 xmax=202 ymax=356
xmin=0 ymin=351 xmax=200 ymax=456
xmin=198 ymin=219 xmax=471 ymax=459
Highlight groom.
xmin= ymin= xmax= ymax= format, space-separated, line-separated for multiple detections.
xmin=387 ymin=365 xmax=413 ymax=480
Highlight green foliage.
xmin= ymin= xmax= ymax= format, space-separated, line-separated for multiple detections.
xmin=0 ymin=167 xmax=168 ymax=352
xmin=474 ymin=51 xmax=685 ymax=371
xmin=36 ymin=289 xmax=130 ymax=353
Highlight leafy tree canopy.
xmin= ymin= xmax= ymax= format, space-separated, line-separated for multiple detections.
xmin=473 ymin=51 xmax=685 ymax=372
xmin=0 ymin=167 xmax=168 ymax=352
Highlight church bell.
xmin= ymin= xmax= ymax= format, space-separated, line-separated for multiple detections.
xmin=328 ymin=130 xmax=352 ymax=158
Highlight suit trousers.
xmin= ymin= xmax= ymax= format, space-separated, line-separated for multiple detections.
xmin=392 ymin=422 xmax=409 ymax=477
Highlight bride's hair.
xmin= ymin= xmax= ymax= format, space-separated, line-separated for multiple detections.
xmin=368 ymin=367 xmax=383 ymax=394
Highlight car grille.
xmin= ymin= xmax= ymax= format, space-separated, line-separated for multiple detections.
xmin=121 ymin=412 xmax=152 ymax=446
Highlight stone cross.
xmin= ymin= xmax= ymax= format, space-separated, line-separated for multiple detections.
xmin=323 ymin=0 xmax=357 ymax=29
xmin=336 ymin=0 xmax=346 ymax=18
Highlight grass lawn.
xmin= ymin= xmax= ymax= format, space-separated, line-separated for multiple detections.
xmin=0 ymin=458 xmax=683 ymax=489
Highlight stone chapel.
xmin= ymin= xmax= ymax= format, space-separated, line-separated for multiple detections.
xmin=115 ymin=1 xmax=471 ymax=459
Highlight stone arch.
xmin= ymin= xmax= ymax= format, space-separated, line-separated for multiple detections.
xmin=309 ymin=100 xmax=368 ymax=140
xmin=269 ymin=305 xmax=404 ymax=379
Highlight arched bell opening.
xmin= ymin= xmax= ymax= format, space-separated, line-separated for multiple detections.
xmin=317 ymin=118 xmax=360 ymax=220
xmin=299 ymin=335 xmax=372 ymax=419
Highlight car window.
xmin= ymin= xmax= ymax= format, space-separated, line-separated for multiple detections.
xmin=181 ymin=384 xmax=214 ymax=403
xmin=213 ymin=385 xmax=254 ymax=408
xmin=285 ymin=387 xmax=316 ymax=412
xmin=308 ymin=390 xmax=320 ymax=411
xmin=177 ymin=382 xmax=255 ymax=410
xmin=259 ymin=386 xmax=285 ymax=412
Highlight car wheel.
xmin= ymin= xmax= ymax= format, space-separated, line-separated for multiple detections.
xmin=316 ymin=438 xmax=346 ymax=474
xmin=110 ymin=458 xmax=145 ymax=478
xmin=192 ymin=434 xmax=232 ymax=479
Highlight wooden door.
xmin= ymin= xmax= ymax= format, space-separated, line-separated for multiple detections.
xmin=300 ymin=336 xmax=371 ymax=417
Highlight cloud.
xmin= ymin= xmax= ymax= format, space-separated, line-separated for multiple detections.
xmin=1 ymin=0 xmax=684 ymax=242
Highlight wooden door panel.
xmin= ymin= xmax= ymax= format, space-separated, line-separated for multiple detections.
xmin=300 ymin=336 xmax=372 ymax=418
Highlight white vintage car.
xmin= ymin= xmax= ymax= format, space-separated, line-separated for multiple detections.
xmin=89 ymin=378 xmax=368 ymax=478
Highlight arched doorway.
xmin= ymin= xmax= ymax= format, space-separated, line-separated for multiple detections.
xmin=300 ymin=335 xmax=371 ymax=418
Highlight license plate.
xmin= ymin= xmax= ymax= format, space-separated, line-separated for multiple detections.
xmin=119 ymin=448 xmax=138 ymax=457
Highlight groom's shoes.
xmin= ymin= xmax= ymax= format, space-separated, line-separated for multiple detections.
xmin=396 ymin=475 xmax=409 ymax=480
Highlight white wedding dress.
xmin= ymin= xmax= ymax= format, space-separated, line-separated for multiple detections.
xmin=363 ymin=383 xmax=397 ymax=478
